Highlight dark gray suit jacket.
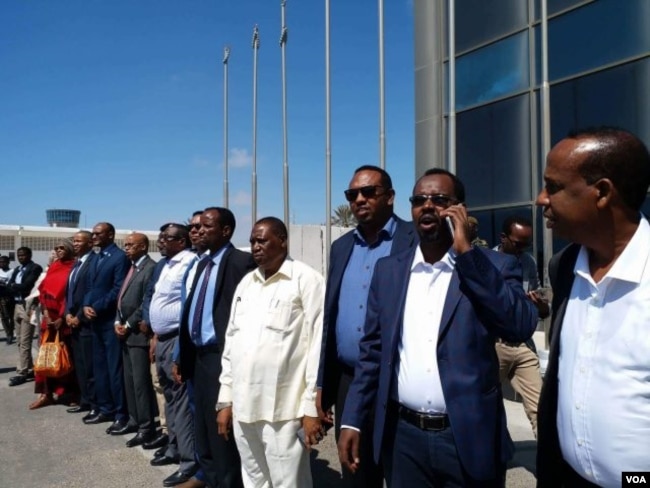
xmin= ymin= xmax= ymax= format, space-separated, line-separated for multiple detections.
xmin=115 ymin=255 xmax=157 ymax=347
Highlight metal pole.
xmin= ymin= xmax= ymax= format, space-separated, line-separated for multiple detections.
xmin=540 ymin=0 xmax=553 ymax=287
xmin=325 ymin=0 xmax=332 ymax=270
xmin=223 ymin=46 xmax=230 ymax=208
xmin=378 ymin=0 xmax=386 ymax=169
xmin=447 ymin=0 xmax=456 ymax=173
xmin=252 ymin=26 xmax=260 ymax=225
xmin=280 ymin=1 xmax=290 ymax=226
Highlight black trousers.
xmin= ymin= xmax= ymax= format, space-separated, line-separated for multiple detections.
xmin=193 ymin=349 xmax=243 ymax=488
xmin=335 ymin=370 xmax=384 ymax=488
xmin=71 ymin=327 xmax=95 ymax=408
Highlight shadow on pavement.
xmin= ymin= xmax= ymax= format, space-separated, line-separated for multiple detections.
xmin=509 ymin=440 xmax=537 ymax=476
xmin=311 ymin=448 xmax=343 ymax=488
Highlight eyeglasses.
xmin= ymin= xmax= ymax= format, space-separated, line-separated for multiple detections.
xmin=505 ymin=235 xmax=531 ymax=250
xmin=344 ymin=185 xmax=389 ymax=202
xmin=161 ymin=234 xmax=183 ymax=242
xmin=188 ymin=224 xmax=201 ymax=231
xmin=409 ymin=194 xmax=458 ymax=208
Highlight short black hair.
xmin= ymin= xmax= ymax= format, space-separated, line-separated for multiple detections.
xmin=192 ymin=210 xmax=203 ymax=218
xmin=97 ymin=222 xmax=116 ymax=235
xmin=255 ymin=217 xmax=288 ymax=240
xmin=204 ymin=207 xmax=236 ymax=235
xmin=17 ymin=246 xmax=32 ymax=257
xmin=416 ymin=168 xmax=466 ymax=203
xmin=568 ymin=127 xmax=650 ymax=211
xmin=162 ymin=223 xmax=190 ymax=248
xmin=353 ymin=165 xmax=393 ymax=190
xmin=501 ymin=215 xmax=532 ymax=236
xmin=0 ymin=255 xmax=8 ymax=262
xmin=75 ymin=230 xmax=92 ymax=240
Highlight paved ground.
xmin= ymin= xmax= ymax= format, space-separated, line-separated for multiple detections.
xmin=0 ymin=330 xmax=537 ymax=487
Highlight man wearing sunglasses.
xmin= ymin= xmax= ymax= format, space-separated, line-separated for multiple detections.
xmin=317 ymin=165 xmax=417 ymax=488
xmin=338 ymin=168 xmax=537 ymax=487
xmin=494 ymin=216 xmax=549 ymax=439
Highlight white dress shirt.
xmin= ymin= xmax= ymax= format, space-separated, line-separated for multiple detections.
xmin=396 ymin=246 xmax=455 ymax=413
xmin=558 ymin=216 xmax=650 ymax=487
xmin=218 ymin=258 xmax=324 ymax=423
xmin=149 ymin=249 xmax=194 ymax=336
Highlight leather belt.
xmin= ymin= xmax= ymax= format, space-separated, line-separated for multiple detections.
xmin=397 ymin=404 xmax=449 ymax=431
xmin=496 ymin=338 xmax=522 ymax=347
xmin=157 ymin=330 xmax=179 ymax=342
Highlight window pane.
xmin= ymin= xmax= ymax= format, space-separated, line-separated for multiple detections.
xmin=456 ymin=31 xmax=529 ymax=110
xmin=457 ymin=94 xmax=532 ymax=207
xmin=550 ymin=58 xmax=650 ymax=148
xmin=548 ymin=0 xmax=650 ymax=81
xmin=455 ymin=0 xmax=528 ymax=53
xmin=534 ymin=0 xmax=594 ymax=19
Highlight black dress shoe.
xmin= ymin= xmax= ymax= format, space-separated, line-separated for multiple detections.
xmin=67 ymin=405 xmax=91 ymax=414
xmin=82 ymin=409 xmax=99 ymax=422
xmin=143 ymin=433 xmax=169 ymax=450
xmin=150 ymin=454 xmax=179 ymax=467
xmin=109 ymin=421 xmax=137 ymax=436
xmin=5 ymin=336 xmax=14 ymax=345
xmin=126 ymin=431 xmax=154 ymax=448
xmin=163 ymin=469 xmax=195 ymax=487
xmin=83 ymin=412 xmax=113 ymax=425
xmin=9 ymin=375 xmax=27 ymax=387
xmin=153 ymin=446 xmax=167 ymax=458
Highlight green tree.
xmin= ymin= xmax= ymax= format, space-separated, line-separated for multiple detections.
xmin=331 ymin=204 xmax=356 ymax=227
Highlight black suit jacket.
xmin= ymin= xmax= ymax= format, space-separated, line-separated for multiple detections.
xmin=65 ymin=252 xmax=98 ymax=330
xmin=8 ymin=261 xmax=43 ymax=301
xmin=536 ymin=243 xmax=580 ymax=488
xmin=115 ymin=255 xmax=157 ymax=347
xmin=317 ymin=216 xmax=418 ymax=411
xmin=178 ymin=246 xmax=255 ymax=380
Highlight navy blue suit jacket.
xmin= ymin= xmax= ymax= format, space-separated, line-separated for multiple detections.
xmin=83 ymin=243 xmax=130 ymax=325
xmin=65 ymin=252 xmax=98 ymax=332
xmin=317 ymin=215 xmax=417 ymax=411
xmin=341 ymin=246 xmax=537 ymax=481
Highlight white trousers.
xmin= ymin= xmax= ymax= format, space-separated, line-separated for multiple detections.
xmin=233 ymin=418 xmax=312 ymax=488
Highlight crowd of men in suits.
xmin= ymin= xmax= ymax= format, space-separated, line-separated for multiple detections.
xmin=2 ymin=126 xmax=649 ymax=488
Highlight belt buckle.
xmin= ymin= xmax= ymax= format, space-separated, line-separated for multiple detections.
xmin=418 ymin=416 xmax=426 ymax=430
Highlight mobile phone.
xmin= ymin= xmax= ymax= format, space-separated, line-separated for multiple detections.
xmin=445 ymin=216 xmax=455 ymax=238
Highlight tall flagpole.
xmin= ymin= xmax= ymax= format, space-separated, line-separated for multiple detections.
xmin=280 ymin=1 xmax=290 ymax=226
xmin=223 ymin=46 xmax=230 ymax=207
xmin=252 ymin=25 xmax=260 ymax=225
xmin=378 ymin=0 xmax=386 ymax=169
xmin=324 ymin=0 xmax=332 ymax=270
xmin=447 ymin=0 xmax=456 ymax=173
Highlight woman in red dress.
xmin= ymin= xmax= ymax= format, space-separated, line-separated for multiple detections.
xmin=29 ymin=239 xmax=78 ymax=410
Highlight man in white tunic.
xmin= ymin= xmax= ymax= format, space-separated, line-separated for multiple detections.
xmin=217 ymin=217 xmax=324 ymax=488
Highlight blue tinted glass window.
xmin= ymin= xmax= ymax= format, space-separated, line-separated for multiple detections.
xmin=457 ymin=94 xmax=532 ymax=207
xmin=548 ymin=0 xmax=650 ymax=81
xmin=534 ymin=0 xmax=593 ymax=19
xmin=455 ymin=0 xmax=528 ymax=53
xmin=456 ymin=31 xmax=529 ymax=110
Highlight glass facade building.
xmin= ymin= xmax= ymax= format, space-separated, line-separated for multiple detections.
xmin=45 ymin=209 xmax=81 ymax=228
xmin=414 ymin=0 xmax=650 ymax=281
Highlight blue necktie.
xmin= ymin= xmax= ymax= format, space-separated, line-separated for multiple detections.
xmin=191 ymin=260 xmax=215 ymax=344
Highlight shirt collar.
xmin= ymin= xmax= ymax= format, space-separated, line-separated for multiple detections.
xmin=253 ymin=256 xmax=293 ymax=282
xmin=209 ymin=243 xmax=232 ymax=264
xmin=353 ymin=215 xmax=397 ymax=246
xmin=411 ymin=245 xmax=456 ymax=271
xmin=133 ymin=255 xmax=148 ymax=268
xmin=575 ymin=215 xmax=650 ymax=285
xmin=167 ymin=248 xmax=192 ymax=265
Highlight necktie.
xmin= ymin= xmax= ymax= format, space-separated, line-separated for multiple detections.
xmin=117 ymin=264 xmax=136 ymax=311
xmin=191 ymin=260 xmax=215 ymax=343
xmin=66 ymin=260 xmax=83 ymax=306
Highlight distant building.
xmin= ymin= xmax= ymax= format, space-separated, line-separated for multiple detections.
xmin=46 ymin=209 xmax=81 ymax=228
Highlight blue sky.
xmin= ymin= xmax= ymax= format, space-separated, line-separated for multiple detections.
xmin=1 ymin=0 xmax=415 ymax=245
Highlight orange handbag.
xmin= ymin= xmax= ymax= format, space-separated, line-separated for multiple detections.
xmin=34 ymin=329 xmax=74 ymax=378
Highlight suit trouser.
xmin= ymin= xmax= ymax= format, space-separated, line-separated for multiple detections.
xmin=496 ymin=342 xmax=542 ymax=437
xmin=0 ymin=295 xmax=15 ymax=338
xmin=382 ymin=414 xmax=505 ymax=488
xmin=193 ymin=348 xmax=243 ymax=488
xmin=151 ymin=361 xmax=167 ymax=433
xmin=122 ymin=342 xmax=157 ymax=433
xmin=14 ymin=304 xmax=34 ymax=375
xmin=71 ymin=327 xmax=95 ymax=408
xmin=92 ymin=321 xmax=126 ymax=420
xmin=335 ymin=370 xmax=384 ymax=488
xmin=156 ymin=335 xmax=197 ymax=474
xmin=234 ymin=418 xmax=311 ymax=488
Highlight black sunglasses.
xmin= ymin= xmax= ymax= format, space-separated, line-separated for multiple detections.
xmin=161 ymin=234 xmax=183 ymax=242
xmin=409 ymin=194 xmax=458 ymax=208
xmin=344 ymin=185 xmax=389 ymax=202
xmin=188 ymin=224 xmax=201 ymax=231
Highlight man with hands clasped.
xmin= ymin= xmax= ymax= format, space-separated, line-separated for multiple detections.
xmin=337 ymin=169 xmax=537 ymax=487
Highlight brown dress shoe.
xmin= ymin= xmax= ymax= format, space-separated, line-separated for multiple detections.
xmin=29 ymin=395 xmax=54 ymax=410
xmin=175 ymin=478 xmax=206 ymax=488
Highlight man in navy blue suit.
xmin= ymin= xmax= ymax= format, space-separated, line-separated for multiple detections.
xmin=317 ymin=165 xmax=417 ymax=488
xmin=338 ymin=169 xmax=537 ymax=487
xmin=82 ymin=222 xmax=130 ymax=433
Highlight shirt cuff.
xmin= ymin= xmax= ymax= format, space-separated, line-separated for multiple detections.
xmin=340 ymin=425 xmax=360 ymax=432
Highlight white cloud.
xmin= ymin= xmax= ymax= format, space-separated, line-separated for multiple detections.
xmin=192 ymin=156 xmax=211 ymax=168
xmin=232 ymin=190 xmax=251 ymax=207
xmin=228 ymin=147 xmax=253 ymax=168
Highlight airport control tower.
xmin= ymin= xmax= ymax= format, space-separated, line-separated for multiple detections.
xmin=46 ymin=209 xmax=81 ymax=228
